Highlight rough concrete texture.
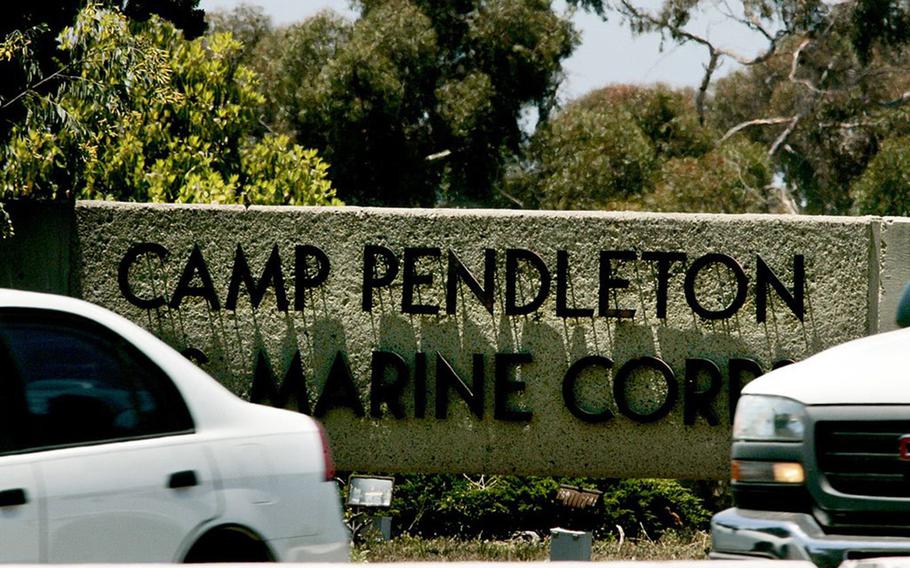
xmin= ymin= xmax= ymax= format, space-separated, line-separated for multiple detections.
xmin=878 ymin=218 xmax=910 ymax=333
xmin=67 ymin=202 xmax=880 ymax=479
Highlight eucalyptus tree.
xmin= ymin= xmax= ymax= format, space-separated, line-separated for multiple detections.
xmin=247 ymin=0 xmax=578 ymax=207
xmin=570 ymin=0 xmax=910 ymax=214
xmin=511 ymin=84 xmax=777 ymax=214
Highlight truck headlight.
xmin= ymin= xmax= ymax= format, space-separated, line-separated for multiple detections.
xmin=733 ymin=395 xmax=806 ymax=442
xmin=732 ymin=460 xmax=805 ymax=483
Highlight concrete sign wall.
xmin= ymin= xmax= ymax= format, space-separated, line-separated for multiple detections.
xmin=1 ymin=202 xmax=898 ymax=479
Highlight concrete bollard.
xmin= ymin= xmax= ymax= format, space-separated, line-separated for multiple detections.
xmin=549 ymin=527 xmax=592 ymax=561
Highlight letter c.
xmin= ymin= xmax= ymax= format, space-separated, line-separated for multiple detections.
xmin=118 ymin=242 xmax=170 ymax=309
xmin=562 ymin=355 xmax=615 ymax=423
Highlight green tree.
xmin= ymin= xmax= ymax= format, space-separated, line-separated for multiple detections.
xmin=518 ymin=98 xmax=657 ymax=210
xmin=0 ymin=4 xmax=338 ymax=235
xmin=647 ymin=138 xmax=776 ymax=213
xmin=0 ymin=0 xmax=206 ymax=144
xmin=569 ymin=0 xmax=910 ymax=215
xmin=511 ymin=84 xmax=779 ymax=213
xmin=205 ymin=4 xmax=272 ymax=64
xmin=850 ymin=135 xmax=910 ymax=215
xmin=245 ymin=0 xmax=577 ymax=207
xmin=708 ymin=36 xmax=910 ymax=214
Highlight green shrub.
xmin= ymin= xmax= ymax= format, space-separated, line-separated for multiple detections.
xmin=598 ymin=479 xmax=712 ymax=539
xmin=349 ymin=474 xmax=714 ymax=540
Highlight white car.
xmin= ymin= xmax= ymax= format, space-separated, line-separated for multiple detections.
xmin=0 ymin=289 xmax=349 ymax=563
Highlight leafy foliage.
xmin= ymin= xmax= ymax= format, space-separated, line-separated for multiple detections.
xmin=512 ymin=84 xmax=779 ymax=213
xmin=0 ymin=0 xmax=206 ymax=145
xmin=205 ymin=4 xmax=271 ymax=61
xmin=570 ymin=0 xmax=910 ymax=215
xmin=708 ymin=36 xmax=910 ymax=214
xmin=213 ymin=0 xmax=578 ymax=207
xmin=0 ymin=5 xmax=339 ymax=216
xmin=598 ymin=479 xmax=712 ymax=538
xmin=647 ymin=138 xmax=776 ymax=213
xmin=379 ymin=474 xmax=711 ymax=540
xmin=521 ymin=100 xmax=657 ymax=210
xmin=850 ymin=136 xmax=910 ymax=215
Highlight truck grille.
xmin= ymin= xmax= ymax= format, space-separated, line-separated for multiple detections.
xmin=816 ymin=421 xmax=910 ymax=498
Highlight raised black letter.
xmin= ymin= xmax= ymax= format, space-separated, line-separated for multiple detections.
xmin=684 ymin=253 xmax=748 ymax=320
xmin=684 ymin=358 xmax=722 ymax=426
xmin=756 ymin=255 xmax=805 ymax=323
xmin=505 ymin=249 xmax=551 ymax=315
xmin=773 ymin=359 xmax=796 ymax=369
xmin=598 ymin=250 xmax=637 ymax=318
xmin=562 ymin=355 xmax=615 ymax=423
xmin=250 ymin=350 xmax=311 ymax=414
xmin=641 ymin=251 xmax=686 ymax=319
xmin=295 ymin=245 xmax=330 ymax=310
xmin=314 ymin=352 xmax=365 ymax=418
xmin=414 ymin=352 xmax=427 ymax=418
xmin=402 ymin=247 xmax=441 ymax=315
xmin=614 ymin=357 xmax=677 ymax=423
xmin=556 ymin=250 xmax=594 ymax=318
xmin=180 ymin=347 xmax=209 ymax=366
xmin=170 ymin=245 xmax=220 ymax=310
xmin=435 ymin=353 xmax=484 ymax=419
xmin=494 ymin=352 xmax=533 ymax=422
xmin=226 ymin=244 xmax=289 ymax=311
xmin=370 ymin=351 xmax=409 ymax=419
xmin=362 ymin=245 xmax=399 ymax=311
xmin=446 ymin=249 xmax=496 ymax=315
xmin=118 ymin=242 xmax=170 ymax=309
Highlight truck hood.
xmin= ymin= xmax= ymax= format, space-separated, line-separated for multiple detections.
xmin=743 ymin=327 xmax=910 ymax=405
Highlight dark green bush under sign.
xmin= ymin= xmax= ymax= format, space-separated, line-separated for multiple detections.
xmin=372 ymin=474 xmax=713 ymax=540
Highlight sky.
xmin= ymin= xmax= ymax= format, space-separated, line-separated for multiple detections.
xmin=198 ymin=0 xmax=770 ymax=101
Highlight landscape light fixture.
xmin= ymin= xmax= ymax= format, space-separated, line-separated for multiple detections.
xmin=346 ymin=475 xmax=395 ymax=508
xmin=556 ymin=484 xmax=602 ymax=510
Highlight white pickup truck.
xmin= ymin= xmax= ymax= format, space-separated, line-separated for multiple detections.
xmin=711 ymin=286 xmax=910 ymax=567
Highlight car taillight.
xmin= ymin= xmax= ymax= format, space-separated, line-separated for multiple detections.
xmin=315 ymin=420 xmax=335 ymax=481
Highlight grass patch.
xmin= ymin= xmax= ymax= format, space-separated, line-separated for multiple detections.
xmin=353 ymin=531 xmax=711 ymax=562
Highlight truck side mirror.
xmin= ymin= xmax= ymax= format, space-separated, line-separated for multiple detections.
xmin=898 ymin=283 xmax=910 ymax=328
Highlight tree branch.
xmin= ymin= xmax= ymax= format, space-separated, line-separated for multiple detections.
xmin=719 ymin=116 xmax=794 ymax=143
xmin=787 ymin=38 xmax=836 ymax=95
xmin=776 ymin=184 xmax=800 ymax=214
xmin=880 ymin=91 xmax=910 ymax=108
xmin=695 ymin=50 xmax=719 ymax=125
xmin=718 ymin=0 xmax=775 ymax=42
xmin=616 ymin=0 xmax=783 ymax=66
xmin=818 ymin=119 xmax=884 ymax=129
xmin=768 ymin=112 xmax=804 ymax=157
xmin=498 ymin=187 xmax=525 ymax=208
xmin=0 ymin=63 xmax=72 ymax=111
xmin=788 ymin=39 xmax=817 ymax=91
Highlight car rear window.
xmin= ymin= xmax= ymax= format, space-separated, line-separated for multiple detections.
xmin=0 ymin=309 xmax=194 ymax=452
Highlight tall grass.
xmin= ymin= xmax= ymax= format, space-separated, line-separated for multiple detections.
xmin=353 ymin=531 xmax=711 ymax=562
